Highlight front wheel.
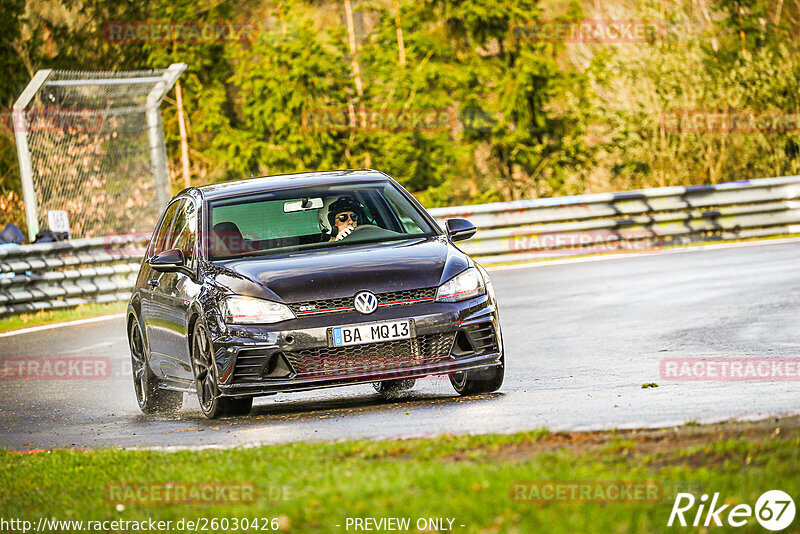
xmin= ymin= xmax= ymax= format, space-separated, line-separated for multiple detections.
xmin=192 ymin=321 xmax=252 ymax=419
xmin=449 ymin=361 xmax=504 ymax=395
xmin=129 ymin=317 xmax=182 ymax=414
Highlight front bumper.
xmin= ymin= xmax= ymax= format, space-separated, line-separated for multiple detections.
xmin=209 ymin=294 xmax=503 ymax=397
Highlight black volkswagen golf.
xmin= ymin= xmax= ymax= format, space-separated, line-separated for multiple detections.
xmin=127 ymin=169 xmax=504 ymax=418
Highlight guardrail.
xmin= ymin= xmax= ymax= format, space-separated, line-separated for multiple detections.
xmin=0 ymin=235 xmax=147 ymax=317
xmin=429 ymin=175 xmax=800 ymax=264
xmin=2 ymin=176 xmax=799 ymax=318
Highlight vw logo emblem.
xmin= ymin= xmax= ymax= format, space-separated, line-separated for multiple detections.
xmin=353 ymin=291 xmax=378 ymax=314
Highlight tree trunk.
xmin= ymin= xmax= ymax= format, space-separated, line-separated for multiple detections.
xmin=393 ymin=0 xmax=406 ymax=66
xmin=175 ymin=81 xmax=191 ymax=189
xmin=774 ymin=0 xmax=784 ymax=24
xmin=343 ymin=0 xmax=369 ymax=166
xmin=344 ymin=0 xmax=365 ymax=99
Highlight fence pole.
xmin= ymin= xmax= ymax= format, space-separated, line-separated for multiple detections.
xmin=13 ymin=70 xmax=52 ymax=240
xmin=146 ymin=63 xmax=186 ymax=208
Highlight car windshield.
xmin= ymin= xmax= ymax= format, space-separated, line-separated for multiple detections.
xmin=207 ymin=181 xmax=438 ymax=260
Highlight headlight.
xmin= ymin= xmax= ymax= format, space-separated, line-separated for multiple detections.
xmin=220 ymin=296 xmax=296 ymax=324
xmin=435 ymin=268 xmax=485 ymax=302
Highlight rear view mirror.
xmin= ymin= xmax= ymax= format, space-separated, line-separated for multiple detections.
xmin=445 ymin=218 xmax=477 ymax=242
xmin=284 ymin=197 xmax=323 ymax=212
xmin=148 ymin=248 xmax=187 ymax=273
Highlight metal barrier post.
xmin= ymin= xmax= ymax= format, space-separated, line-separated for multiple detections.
xmin=13 ymin=70 xmax=52 ymax=240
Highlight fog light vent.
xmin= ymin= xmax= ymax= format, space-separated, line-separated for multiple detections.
xmin=451 ymin=331 xmax=475 ymax=358
xmin=263 ymin=352 xmax=294 ymax=379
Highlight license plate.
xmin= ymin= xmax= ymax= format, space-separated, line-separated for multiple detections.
xmin=331 ymin=320 xmax=414 ymax=347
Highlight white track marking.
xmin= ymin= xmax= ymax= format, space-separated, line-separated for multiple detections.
xmin=0 ymin=313 xmax=126 ymax=338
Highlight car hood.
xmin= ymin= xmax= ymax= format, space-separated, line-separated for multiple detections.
xmin=208 ymin=236 xmax=470 ymax=303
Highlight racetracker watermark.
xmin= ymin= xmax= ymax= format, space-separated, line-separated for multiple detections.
xmin=660 ymin=358 xmax=800 ymax=381
xmin=103 ymin=21 xmax=279 ymax=44
xmin=660 ymin=110 xmax=800 ymax=134
xmin=302 ymin=107 xmax=456 ymax=133
xmin=510 ymin=19 xmax=666 ymax=43
xmin=103 ymin=232 xmax=152 ymax=256
xmin=511 ymin=481 xmax=662 ymax=503
xmin=509 ymin=481 xmax=710 ymax=504
xmin=511 ymin=481 xmax=705 ymax=505
xmin=1 ymin=108 xmax=106 ymax=134
xmin=0 ymin=357 xmax=111 ymax=380
xmin=507 ymin=229 xmax=663 ymax=254
xmin=105 ymin=482 xmax=272 ymax=505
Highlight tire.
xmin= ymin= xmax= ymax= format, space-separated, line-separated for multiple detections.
xmin=449 ymin=361 xmax=504 ymax=395
xmin=373 ymin=379 xmax=416 ymax=395
xmin=129 ymin=317 xmax=182 ymax=414
xmin=192 ymin=320 xmax=252 ymax=419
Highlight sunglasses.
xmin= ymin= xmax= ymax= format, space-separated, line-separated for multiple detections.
xmin=336 ymin=213 xmax=359 ymax=223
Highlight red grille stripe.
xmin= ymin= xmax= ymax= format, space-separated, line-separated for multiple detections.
xmin=378 ymin=297 xmax=435 ymax=306
xmin=295 ymin=306 xmax=355 ymax=316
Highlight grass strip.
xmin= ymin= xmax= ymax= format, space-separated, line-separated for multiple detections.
xmin=1 ymin=417 xmax=797 ymax=532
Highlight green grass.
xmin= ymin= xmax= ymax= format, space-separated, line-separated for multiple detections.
xmin=1 ymin=420 xmax=797 ymax=533
xmin=0 ymin=301 xmax=126 ymax=333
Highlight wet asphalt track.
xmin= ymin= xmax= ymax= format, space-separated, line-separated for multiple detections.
xmin=1 ymin=240 xmax=799 ymax=450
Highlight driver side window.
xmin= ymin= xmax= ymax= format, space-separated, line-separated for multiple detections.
xmin=171 ymin=200 xmax=197 ymax=268
xmin=147 ymin=201 xmax=181 ymax=259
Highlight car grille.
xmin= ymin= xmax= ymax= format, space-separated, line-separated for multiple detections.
xmin=283 ymin=332 xmax=456 ymax=378
xmin=287 ymin=287 xmax=437 ymax=316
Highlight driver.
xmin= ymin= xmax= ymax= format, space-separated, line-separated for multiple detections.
xmin=327 ymin=196 xmax=366 ymax=242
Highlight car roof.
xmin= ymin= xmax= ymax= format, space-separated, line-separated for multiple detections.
xmin=194 ymin=169 xmax=392 ymax=201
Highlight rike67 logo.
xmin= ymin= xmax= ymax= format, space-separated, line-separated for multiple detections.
xmin=669 ymin=490 xmax=795 ymax=531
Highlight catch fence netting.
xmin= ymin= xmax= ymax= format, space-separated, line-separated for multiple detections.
xmin=13 ymin=65 xmax=184 ymax=238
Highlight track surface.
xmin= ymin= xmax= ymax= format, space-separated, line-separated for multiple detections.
xmin=1 ymin=241 xmax=799 ymax=450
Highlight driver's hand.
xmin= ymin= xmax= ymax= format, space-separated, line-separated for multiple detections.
xmin=332 ymin=223 xmax=356 ymax=242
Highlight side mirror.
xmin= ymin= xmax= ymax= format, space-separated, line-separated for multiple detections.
xmin=445 ymin=218 xmax=477 ymax=242
xmin=148 ymin=248 xmax=188 ymax=273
